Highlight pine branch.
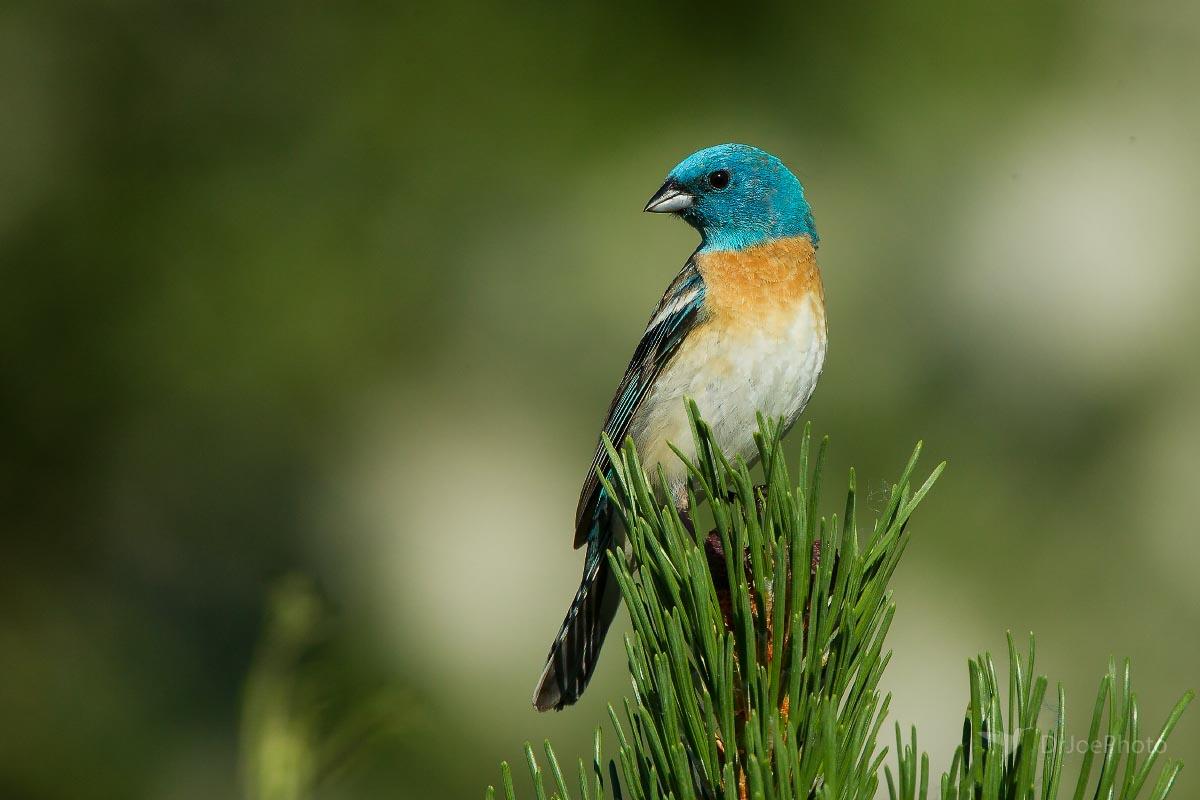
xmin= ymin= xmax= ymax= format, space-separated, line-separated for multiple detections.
xmin=886 ymin=634 xmax=1195 ymax=800
xmin=488 ymin=406 xmax=1190 ymax=800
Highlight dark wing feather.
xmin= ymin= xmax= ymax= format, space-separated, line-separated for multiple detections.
xmin=572 ymin=257 xmax=706 ymax=547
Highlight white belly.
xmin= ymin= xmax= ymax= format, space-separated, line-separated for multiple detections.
xmin=628 ymin=292 xmax=827 ymax=494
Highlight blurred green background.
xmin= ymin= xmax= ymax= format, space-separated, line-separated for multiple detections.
xmin=3 ymin=1 xmax=1199 ymax=798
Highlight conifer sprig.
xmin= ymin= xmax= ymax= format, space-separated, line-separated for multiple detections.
xmin=487 ymin=406 xmax=1190 ymax=800
xmin=886 ymin=634 xmax=1194 ymax=800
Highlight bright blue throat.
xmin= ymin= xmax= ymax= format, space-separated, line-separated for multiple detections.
xmin=690 ymin=205 xmax=819 ymax=252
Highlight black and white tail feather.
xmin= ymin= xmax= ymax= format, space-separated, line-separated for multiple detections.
xmin=531 ymin=530 xmax=623 ymax=711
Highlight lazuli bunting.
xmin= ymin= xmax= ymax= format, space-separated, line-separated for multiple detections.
xmin=533 ymin=144 xmax=826 ymax=711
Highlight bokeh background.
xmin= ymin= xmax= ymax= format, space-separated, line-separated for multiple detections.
xmin=3 ymin=1 xmax=1199 ymax=798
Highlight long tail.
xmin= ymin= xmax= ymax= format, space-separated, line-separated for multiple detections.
xmin=532 ymin=531 xmax=622 ymax=711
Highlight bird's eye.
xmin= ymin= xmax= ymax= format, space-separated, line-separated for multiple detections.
xmin=708 ymin=169 xmax=731 ymax=190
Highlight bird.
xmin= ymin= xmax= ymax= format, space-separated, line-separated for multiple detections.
xmin=532 ymin=143 xmax=827 ymax=711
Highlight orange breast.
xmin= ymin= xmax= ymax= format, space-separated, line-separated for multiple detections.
xmin=694 ymin=235 xmax=825 ymax=332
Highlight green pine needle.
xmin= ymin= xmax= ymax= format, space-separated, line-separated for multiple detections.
xmin=489 ymin=405 xmax=1190 ymax=800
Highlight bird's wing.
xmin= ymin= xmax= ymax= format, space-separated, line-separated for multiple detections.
xmin=573 ymin=257 xmax=707 ymax=547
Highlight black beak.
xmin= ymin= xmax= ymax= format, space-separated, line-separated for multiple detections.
xmin=643 ymin=179 xmax=695 ymax=213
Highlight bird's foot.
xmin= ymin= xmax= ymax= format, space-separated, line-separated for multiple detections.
xmin=723 ymin=484 xmax=770 ymax=512
xmin=676 ymin=505 xmax=696 ymax=536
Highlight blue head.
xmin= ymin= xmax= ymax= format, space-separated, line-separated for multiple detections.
xmin=644 ymin=143 xmax=817 ymax=252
